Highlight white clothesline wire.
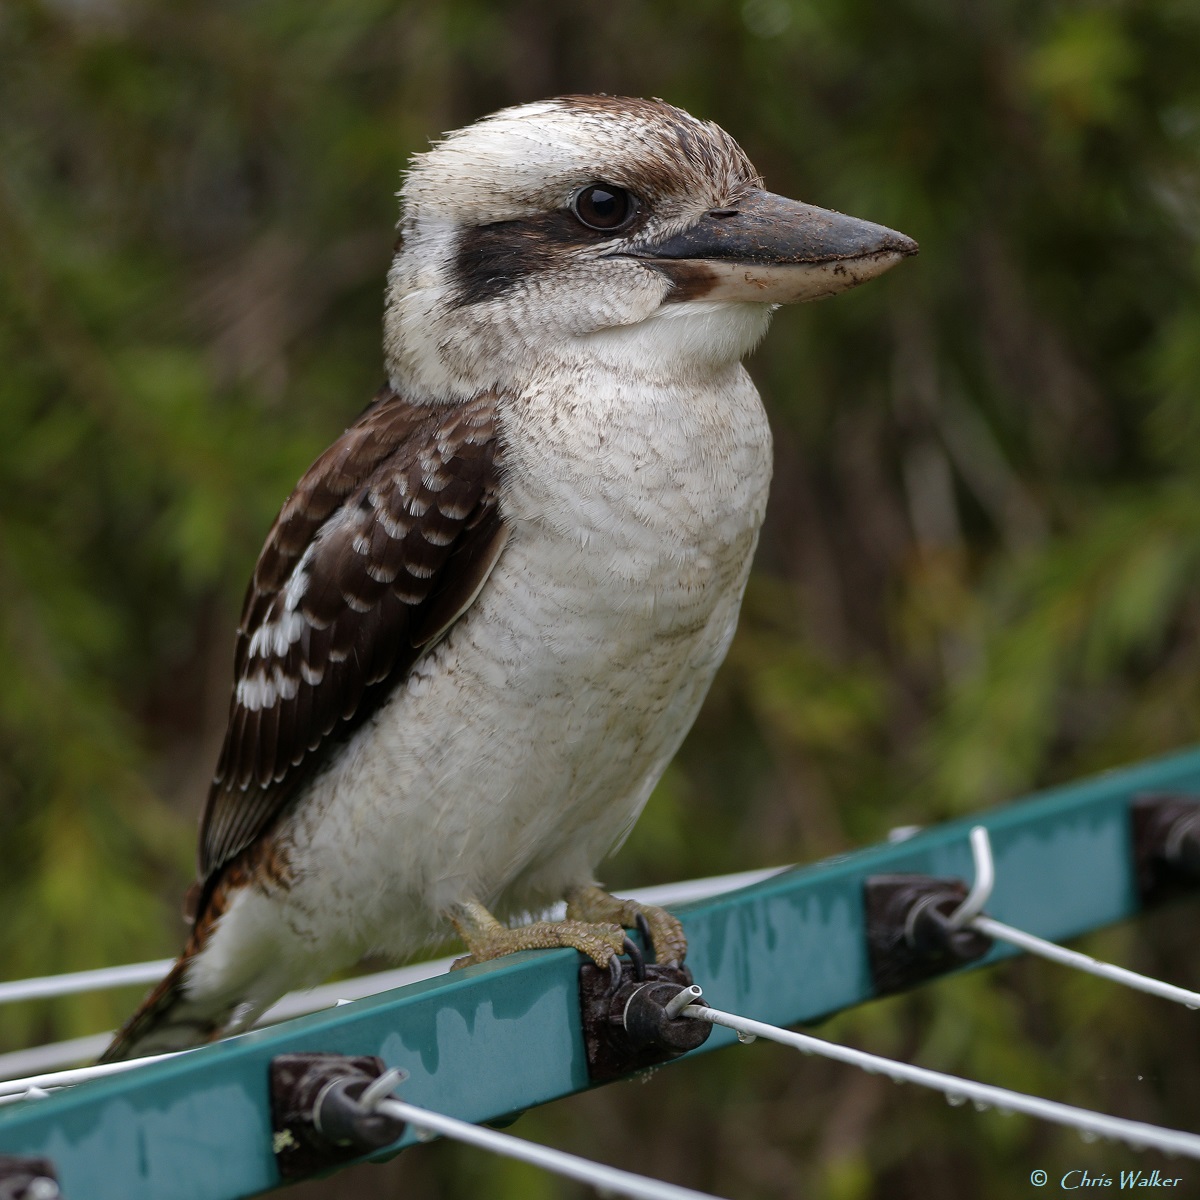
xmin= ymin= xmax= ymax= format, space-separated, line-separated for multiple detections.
xmin=972 ymin=916 xmax=1200 ymax=1010
xmin=0 ymin=1033 xmax=114 ymax=1082
xmin=0 ymin=1053 xmax=184 ymax=1102
xmin=952 ymin=825 xmax=1200 ymax=1010
xmin=0 ymin=960 xmax=177 ymax=1006
xmin=377 ymin=1095 xmax=726 ymax=1200
xmin=682 ymin=1003 xmax=1200 ymax=1159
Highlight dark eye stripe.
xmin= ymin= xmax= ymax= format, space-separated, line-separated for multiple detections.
xmin=452 ymin=188 xmax=649 ymax=308
xmin=452 ymin=211 xmax=598 ymax=307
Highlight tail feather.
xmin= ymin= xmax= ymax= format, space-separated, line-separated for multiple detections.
xmin=100 ymin=956 xmax=229 ymax=1063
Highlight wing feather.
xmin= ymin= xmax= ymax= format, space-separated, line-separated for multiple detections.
xmin=198 ymin=387 xmax=505 ymax=879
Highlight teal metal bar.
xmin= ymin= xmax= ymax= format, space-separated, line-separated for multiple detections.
xmin=3 ymin=745 xmax=1200 ymax=1200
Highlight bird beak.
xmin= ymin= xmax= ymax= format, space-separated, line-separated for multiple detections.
xmin=625 ymin=188 xmax=918 ymax=304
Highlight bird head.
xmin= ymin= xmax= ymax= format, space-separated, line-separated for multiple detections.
xmin=385 ymin=96 xmax=917 ymax=398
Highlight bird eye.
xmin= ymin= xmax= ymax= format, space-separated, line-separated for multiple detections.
xmin=572 ymin=184 xmax=635 ymax=231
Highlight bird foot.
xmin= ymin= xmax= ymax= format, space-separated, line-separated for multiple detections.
xmin=565 ymin=885 xmax=687 ymax=966
xmin=448 ymin=899 xmax=626 ymax=970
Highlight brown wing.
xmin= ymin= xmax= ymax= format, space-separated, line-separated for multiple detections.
xmin=198 ymin=386 xmax=507 ymax=880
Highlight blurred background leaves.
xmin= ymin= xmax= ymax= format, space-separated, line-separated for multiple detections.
xmin=2 ymin=0 xmax=1200 ymax=1195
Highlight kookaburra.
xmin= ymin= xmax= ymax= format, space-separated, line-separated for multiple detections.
xmin=105 ymin=95 xmax=916 ymax=1060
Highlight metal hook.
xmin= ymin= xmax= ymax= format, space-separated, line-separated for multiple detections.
xmin=946 ymin=826 xmax=995 ymax=929
xmin=1165 ymin=808 xmax=1200 ymax=873
xmin=359 ymin=1066 xmax=408 ymax=1112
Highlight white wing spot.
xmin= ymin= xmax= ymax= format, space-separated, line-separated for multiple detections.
xmin=248 ymin=609 xmax=307 ymax=659
xmin=280 ymin=544 xmax=319 ymax=614
xmin=237 ymin=673 xmax=275 ymax=712
xmin=235 ymin=665 xmax=298 ymax=712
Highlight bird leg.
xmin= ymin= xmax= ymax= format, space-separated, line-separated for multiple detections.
xmin=448 ymin=898 xmax=626 ymax=970
xmin=565 ymin=885 xmax=688 ymax=966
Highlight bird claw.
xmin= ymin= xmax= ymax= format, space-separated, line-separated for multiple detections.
xmin=621 ymin=935 xmax=647 ymax=981
xmin=635 ymin=911 xmax=654 ymax=962
xmin=608 ymin=953 xmax=623 ymax=991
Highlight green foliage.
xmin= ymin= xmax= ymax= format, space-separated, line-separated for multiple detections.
xmin=3 ymin=0 xmax=1200 ymax=1195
